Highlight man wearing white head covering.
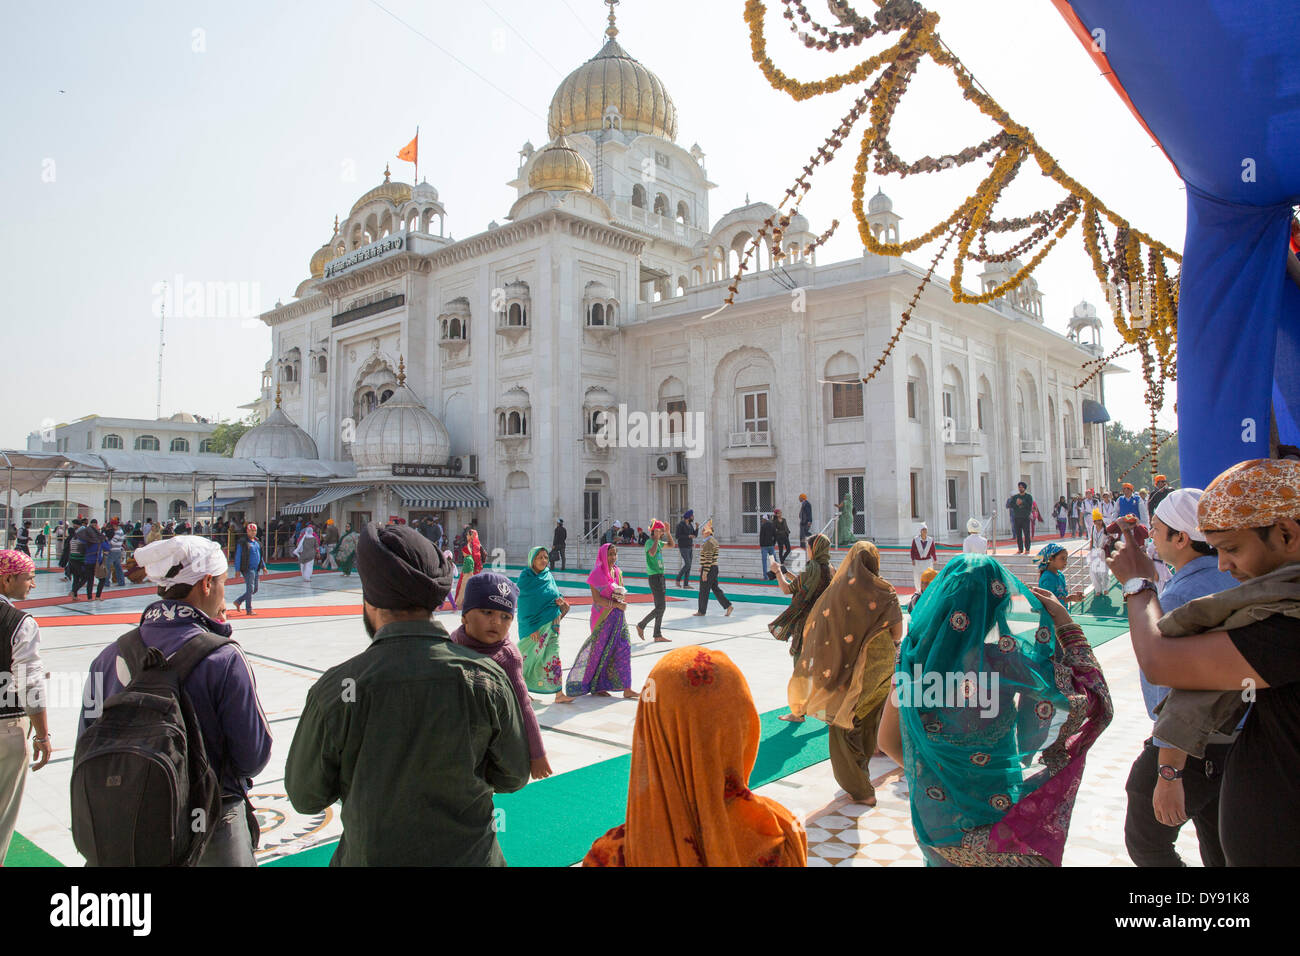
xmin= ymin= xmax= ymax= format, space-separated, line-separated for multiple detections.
xmin=1120 ymin=488 xmax=1241 ymax=868
xmin=962 ymin=518 xmax=988 ymax=554
xmin=78 ymin=535 xmax=272 ymax=866
xmin=909 ymin=524 xmax=936 ymax=591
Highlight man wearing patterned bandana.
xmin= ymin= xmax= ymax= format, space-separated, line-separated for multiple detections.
xmin=1112 ymin=457 xmax=1300 ymax=866
xmin=0 ymin=550 xmax=51 ymax=863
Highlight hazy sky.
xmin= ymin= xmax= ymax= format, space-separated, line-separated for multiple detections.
xmin=0 ymin=0 xmax=1186 ymax=447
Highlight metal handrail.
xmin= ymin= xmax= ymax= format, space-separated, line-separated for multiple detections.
xmin=578 ymin=517 xmax=614 ymax=572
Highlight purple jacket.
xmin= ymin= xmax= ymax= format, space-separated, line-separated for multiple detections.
xmin=78 ymin=601 xmax=273 ymax=798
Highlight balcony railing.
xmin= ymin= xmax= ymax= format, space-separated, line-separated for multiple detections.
xmin=1066 ymin=446 xmax=1089 ymax=461
xmin=1020 ymin=439 xmax=1046 ymax=456
xmin=611 ymin=199 xmax=710 ymax=247
xmin=944 ymin=428 xmax=984 ymax=446
xmin=728 ymin=430 xmax=771 ymax=447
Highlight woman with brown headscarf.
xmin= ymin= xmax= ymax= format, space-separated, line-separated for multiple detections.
xmin=787 ymin=541 xmax=903 ymax=805
xmin=583 ymin=646 xmax=807 ymax=867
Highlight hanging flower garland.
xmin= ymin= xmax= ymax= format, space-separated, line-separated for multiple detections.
xmin=733 ymin=0 xmax=1181 ymax=480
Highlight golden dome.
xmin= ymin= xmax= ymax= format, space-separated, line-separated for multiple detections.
xmin=547 ymin=30 xmax=677 ymax=142
xmin=528 ymin=134 xmax=595 ymax=192
xmin=350 ymin=164 xmax=412 ymax=215
xmin=308 ymin=216 xmax=340 ymax=278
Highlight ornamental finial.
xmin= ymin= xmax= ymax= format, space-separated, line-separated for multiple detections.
xmin=383 ymin=163 xmax=391 ymax=182
xmin=605 ymin=0 xmax=619 ymax=38
xmin=397 ymin=355 xmax=406 ymax=386
xmin=275 ymin=383 xmax=282 ymax=408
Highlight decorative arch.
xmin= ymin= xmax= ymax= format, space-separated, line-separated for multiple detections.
xmin=713 ymin=346 xmax=777 ymax=441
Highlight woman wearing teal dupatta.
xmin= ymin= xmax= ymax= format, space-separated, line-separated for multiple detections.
xmin=517 ymin=546 xmax=573 ymax=700
xmin=879 ymin=554 xmax=1112 ymax=866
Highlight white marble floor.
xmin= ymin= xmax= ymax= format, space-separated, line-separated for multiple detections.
xmin=11 ymin=568 xmax=1202 ymax=867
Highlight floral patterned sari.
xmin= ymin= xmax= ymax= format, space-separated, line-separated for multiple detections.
xmin=897 ymin=555 xmax=1112 ymax=866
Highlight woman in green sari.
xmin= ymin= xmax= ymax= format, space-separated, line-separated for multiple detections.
xmin=837 ymin=493 xmax=855 ymax=546
xmin=517 ymin=546 xmax=573 ymax=702
xmin=770 ymin=534 xmax=833 ymax=687
xmin=336 ymin=524 xmax=359 ymax=576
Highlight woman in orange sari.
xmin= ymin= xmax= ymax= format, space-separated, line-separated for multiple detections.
xmin=583 ymin=646 xmax=807 ymax=867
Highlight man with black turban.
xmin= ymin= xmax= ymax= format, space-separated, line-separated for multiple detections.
xmin=285 ymin=522 xmax=531 ymax=865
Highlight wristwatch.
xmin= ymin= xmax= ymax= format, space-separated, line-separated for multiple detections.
xmin=1157 ymin=764 xmax=1183 ymax=781
xmin=1122 ymin=577 xmax=1157 ymax=600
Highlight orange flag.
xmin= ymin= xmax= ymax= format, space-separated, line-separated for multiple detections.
xmin=397 ymin=132 xmax=418 ymax=164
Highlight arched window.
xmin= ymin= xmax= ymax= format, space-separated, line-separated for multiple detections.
xmin=380 ymin=388 xmax=394 ymax=405
xmin=199 ymin=439 xmax=215 ymax=454
xmin=170 ymin=437 xmax=189 ymax=453
xmin=102 ymin=434 xmax=123 ymax=450
xmin=653 ymin=193 xmax=669 ymax=216
xmin=507 ymin=303 xmax=525 ymax=326
xmin=507 ymin=411 xmax=522 ymax=435
xmin=135 ymin=435 xmax=160 ymax=451
xmin=497 ymin=412 xmax=507 ymax=435
xmin=169 ymin=499 xmax=188 ymax=520
xmin=941 ymin=365 xmax=967 ymax=431
xmin=631 ymin=184 xmax=646 ymax=208
xmin=676 ymin=200 xmax=690 ymax=225
xmin=591 ymin=303 xmax=605 ymax=326
xmin=825 ymin=353 xmax=863 ymax=420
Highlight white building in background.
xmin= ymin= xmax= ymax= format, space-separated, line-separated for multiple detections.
xmin=248 ymin=11 xmax=1115 ymax=558
xmin=13 ymin=413 xmax=225 ymax=525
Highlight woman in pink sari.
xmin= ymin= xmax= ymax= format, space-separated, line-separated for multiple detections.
xmin=562 ymin=543 xmax=638 ymax=700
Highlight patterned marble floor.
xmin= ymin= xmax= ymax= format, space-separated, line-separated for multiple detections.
xmin=12 ymin=567 xmax=1204 ymax=867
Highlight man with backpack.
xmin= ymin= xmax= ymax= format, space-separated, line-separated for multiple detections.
xmin=74 ymin=536 xmax=272 ymax=866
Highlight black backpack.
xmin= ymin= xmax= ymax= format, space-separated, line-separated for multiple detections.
xmin=71 ymin=628 xmax=231 ymax=866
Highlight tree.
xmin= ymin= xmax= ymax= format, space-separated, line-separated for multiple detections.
xmin=208 ymin=415 xmax=259 ymax=457
xmin=1107 ymin=423 xmax=1179 ymax=489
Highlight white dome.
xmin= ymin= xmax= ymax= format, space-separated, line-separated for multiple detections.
xmin=350 ymin=380 xmax=451 ymax=479
xmin=788 ymin=212 xmax=811 ymax=233
xmin=412 ymin=179 xmax=439 ymax=201
xmin=234 ymin=405 xmax=319 ymax=460
xmin=868 ymin=188 xmax=893 ymax=214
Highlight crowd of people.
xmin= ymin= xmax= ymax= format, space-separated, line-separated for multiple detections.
xmin=998 ymin=475 xmax=1176 ymax=552
xmin=0 ymin=456 xmax=1295 ymax=869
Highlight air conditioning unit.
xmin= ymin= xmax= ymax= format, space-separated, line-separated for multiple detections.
xmin=450 ymin=455 xmax=479 ymax=477
xmin=649 ymin=452 xmax=686 ymax=478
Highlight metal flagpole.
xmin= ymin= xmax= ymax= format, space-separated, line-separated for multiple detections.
xmin=4 ymin=463 xmax=13 ymax=548
xmin=192 ymin=472 xmax=198 ymax=529
xmin=106 ymin=469 xmax=113 ymax=523
xmin=142 ymin=475 xmax=148 ymax=524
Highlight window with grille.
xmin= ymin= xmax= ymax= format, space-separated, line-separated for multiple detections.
xmin=741 ymin=480 xmax=775 ymax=535
xmin=831 ymin=381 xmax=863 ymax=419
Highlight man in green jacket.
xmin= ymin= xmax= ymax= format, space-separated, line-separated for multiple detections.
xmin=285 ymin=521 xmax=530 ymax=865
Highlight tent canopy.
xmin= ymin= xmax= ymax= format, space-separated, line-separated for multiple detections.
xmin=1054 ymin=0 xmax=1300 ymax=485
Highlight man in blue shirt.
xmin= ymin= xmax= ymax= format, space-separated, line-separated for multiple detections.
xmin=1124 ymin=488 xmax=1239 ymax=867
xmin=1116 ymin=482 xmax=1143 ymax=522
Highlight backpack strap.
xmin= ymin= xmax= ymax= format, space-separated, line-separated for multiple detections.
xmin=166 ymin=631 xmax=233 ymax=682
xmin=114 ymin=628 xmax=153 ymax=682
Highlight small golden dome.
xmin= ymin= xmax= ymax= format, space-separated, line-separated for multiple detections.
xmin=528 ymin=135 xmax=595 ymax=192
xmin=350 ymin=164 xmax=412 ymax=215
xmin=308 ymin=216 xmax=340 ymax=278
xmin=548 ymin=34 xmax=677 ymax=142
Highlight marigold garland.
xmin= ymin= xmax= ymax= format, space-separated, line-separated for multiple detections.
xmin=729 ymin=0 xmax=1182 ymax=474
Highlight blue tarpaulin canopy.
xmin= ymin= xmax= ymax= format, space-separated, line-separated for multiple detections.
xmin=1054 ymin=1 xmax=1300 ymax=485
xmin=1081 ymin=398 xmax=1111 ymax=425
